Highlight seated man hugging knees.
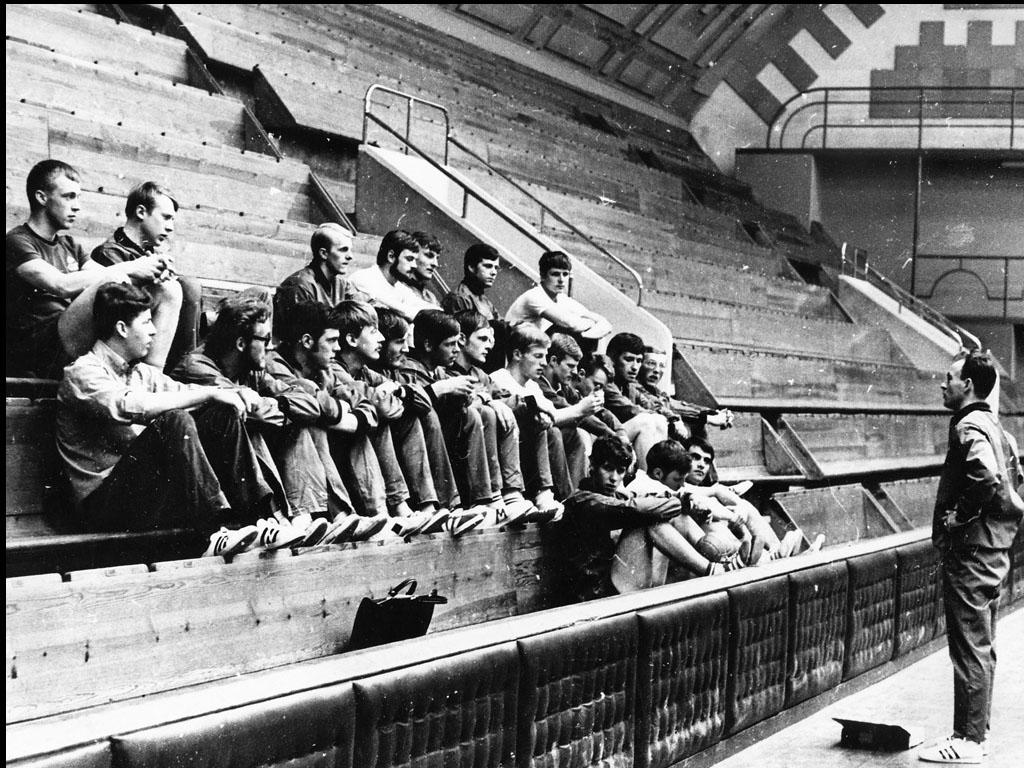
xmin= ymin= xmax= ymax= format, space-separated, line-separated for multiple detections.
xmin=554 ymin=436 xmax=703 ymax=603
xmin=57 ymin=283 xmax=289 ymax=558
xmin=174 ymin=295 xmax=355 ymax=548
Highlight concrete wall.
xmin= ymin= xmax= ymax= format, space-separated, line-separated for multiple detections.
xmin=734 ymin=151 xmax=820 ymax=228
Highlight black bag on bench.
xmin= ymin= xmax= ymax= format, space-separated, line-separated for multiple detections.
xmin=345 ymin=578 xmax=448 ymax=651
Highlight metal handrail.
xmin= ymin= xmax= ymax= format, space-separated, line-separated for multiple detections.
xmin=840 ymin=244 xmax=979 ymax=349
xmin=446 ymin=135 xmax=645 ymax=306
xmin=363 ymin=84 xmax=451 ymax=165
xmin=767 ymin=86 xmax=1020 ymax=150
xmin=363 ymin=85 xmax=644 ymax=306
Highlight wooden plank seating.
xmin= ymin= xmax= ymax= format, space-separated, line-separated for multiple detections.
xmin=6 ymin=39 xmax=247 ymax=149
xmin=702 ymin=413 xmax=803 ymax=482
xmin=5 ymin=526 xmax=553 ymax=723
xmin=770 ymin=483 xmax=900 ymax=547
xmin=782 ymin=414 xmax=949 ymax=477
xmin=677 ymin=343 xmax=942 ymax=410
xmin=6 ymin=3 xmax=190 ymax=84
xmin=876 ymin=476 xmax=942 ymax=528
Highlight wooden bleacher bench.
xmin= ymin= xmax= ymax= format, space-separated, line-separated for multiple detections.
xmin=769 ymin=482 xmax=901 ymax=547
xmin=6 ymin=382 xmax=195 ymax=577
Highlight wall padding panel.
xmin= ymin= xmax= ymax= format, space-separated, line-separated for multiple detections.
xmin=517 ymin=613 xmax=638 ymax=768
xmin=353 ymin=643 xmax=518 ymax=768
xmin=786 ymin=562 xmax=848 ymax=707
xmin=895 ymin=538 xmax=942 ymax=657
xmin=844 ymin=549 xmax=898 ymax=680
xmin=113 ymin=683 xmax=355 ymax=768
xmin=726 ymin=575 xmax=789 ymax=735
xmin=635 ymin=591 xmax=729 ymax=768
xmin=9 ymin=743 xmax=111 ymax=768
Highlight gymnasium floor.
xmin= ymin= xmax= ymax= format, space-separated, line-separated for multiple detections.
xmin=714 ymin=608 xmax=1024 ymax=768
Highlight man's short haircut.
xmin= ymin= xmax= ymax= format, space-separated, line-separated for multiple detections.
xmin=580 ymin=352 xmax=613 ymax=378
xmin=412 ymin=231 xmax=443 ymax=255
xmin=454 ymin=309 xmax=490 ymax=338
xmin=93 ymin=282 xmax=152 ymax=340
xmin=508 ymin=322 xmax=551 ymax=356
xmin=310 ymin=222 xmax=352 ymax=261
xmin=539 ymin=250 xmax=572 ymax=275
xmin=413 ymin=309 xmax=460 ymax=351
xmin=26 ymin=159 xmax=79 ymax=211
xmin=463 ymin=243 xmax=499 ymax=274
xmin=590 ymin=435 xmax=634 ymax=472
xmin=960 ymin=349 xmax=997 ymax=399
xmin=376 ymin=306 xmax=409 ymax=343
xmin=125 ymin=181 xmax=179 ymax=219
xmin=646 ymin=439 xmax=691 ymax=477
xmin=606 ymin=332 xmax=645 ymax=361
xmin=548 ymin=333 xmax=582 ymax=362
xmin=643 ymin=345 xmax=667 ymax=356
xmin=376 ymin=229 xmax=420 ymax=266
xmin=334 ymin=300 xmax=378 ymax=345
xmin=682 ymin=435 xmax=716 ymax=461
xmin=277 ymin=300 xmax=337 ymax=347
xmin=204 ymin=296 xmax=272 ymax=359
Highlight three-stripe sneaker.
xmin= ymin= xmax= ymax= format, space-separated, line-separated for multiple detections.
xmin=202 ymin=526 xmax=259 ymax=558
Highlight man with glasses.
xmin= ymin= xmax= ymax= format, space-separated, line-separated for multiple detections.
xmin=173 ymin=294 xmax=350 ymax=547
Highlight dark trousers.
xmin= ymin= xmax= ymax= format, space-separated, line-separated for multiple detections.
xmin=82 ymin=405 xmax=275 ymax=535
xmin=941 ymin=546 xmax=1011 ymax=743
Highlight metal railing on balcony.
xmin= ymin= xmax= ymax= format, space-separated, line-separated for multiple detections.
xmin=362 ymin=85 xmax=645 ymax=306
xmin=767 ymin=86 xmax=1020 ymax=150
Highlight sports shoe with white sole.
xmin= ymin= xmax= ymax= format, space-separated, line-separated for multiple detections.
xmin=296 ymin=517 xmax=331 ymax=547
xmin=253 ymin=518 xmax=305 ymax=551
xmin=497 ymin=497 xmax=536 ymax=529
xmin=319 ymin=514 xmax=361 ymax=545
xmin=349 ymin=514 xmax=389 ymax=542
xmin=446 ymin=506 xmax=487 ymax=538
xmin=393 ymin=511 xmax=432 ymax=539
xmin=419 ymin=507 xmax=451 ymax=535
xmin=202 ymin=525 xmax=259 ymax=558
xmin=918 ymin=735 xmax=984 ymax=763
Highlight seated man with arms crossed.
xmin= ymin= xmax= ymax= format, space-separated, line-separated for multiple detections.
xmin=554 ymin=436 xmax=705 ymax=603
xmin=175 ymin=295 xmax=362 ymax=548
xmin=442 ymin=242 xmax=507 ymax=370
xmin=601 ymin=332 xmax=671 ymax=470
xmin=7 ymin=160 xmax=182 ymax=378
xmin=348 ymin=229 xmax=435 ymax=321
xmin=91 ymin=181 xmax=202 ymax=371
xmin=334 ymin=299 xmax=465 ymax=538
xmin=57 ymin=283 xmax=290 ymax=558
xmin=505 ymin=250 xmax=611 ymax=356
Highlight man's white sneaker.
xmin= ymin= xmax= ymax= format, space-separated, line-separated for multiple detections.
xmin=446 ymin=506 xmax=487 ymax=538
xmin=319 ymin=514 xmax=361 ymax=545
xmin=296 ymin=517 xmax=331 ymax=547
xmin=419 ymin=507 xmax=451 ymax=535
xmin=349 ymin=514 xmax=389 ymax=542
xmin=254 ymin=518 xmax=305 ymax=551
xmin=498 ymin=497 xmax=536 ymax=529
xmin=393 ymin=511 xmax=432 ymax=539
xmin=202 ymin=526 xmax=258 ymax=558
xmin=918 ymin=736 xmax=984 ymax=764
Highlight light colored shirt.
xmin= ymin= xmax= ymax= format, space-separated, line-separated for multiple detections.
xmin=505 ymin=285 xmax=600 ymax=335
xmin=625 ymin=470 xmax=675 ymax=497
xmin=489 ymin=368 xmax=555 ymax=412
xmin=348 ymin=265 xmax=435 ymax=320
xmin=57 ymin=340 xmax=197 ymax=504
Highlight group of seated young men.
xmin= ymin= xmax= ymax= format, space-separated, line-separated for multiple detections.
xmin=8 ymin=159 xmax=817 ymax=590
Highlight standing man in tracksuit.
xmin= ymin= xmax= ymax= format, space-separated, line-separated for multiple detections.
xmin=919 ymin=350 xmax=1023 ymax=765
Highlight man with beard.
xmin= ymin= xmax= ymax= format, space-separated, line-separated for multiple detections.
xmin=91 ymin=181 xmax=202 ymax=371
xmin=274 ymin=223 xmax=367 ymax=332
xmin=174 ymin=295 xmax=360 ymax=547
xmin=7 ymin=160 xmax=182 ymax=378
xmin=57 ymin=283 xmax=285 ymax=558
xmin=349 ymin=229 xmax=434 ymax=321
